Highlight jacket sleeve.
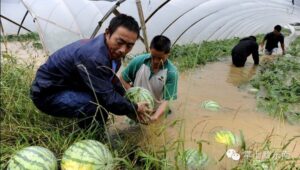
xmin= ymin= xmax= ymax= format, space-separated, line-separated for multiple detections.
xmin=252 ymin=43 xmax=259 ymax=65
xmin=112 ymin=77 xmax=126 ymax=96
xmin=75 ymin=53 xmax=137 ymax=116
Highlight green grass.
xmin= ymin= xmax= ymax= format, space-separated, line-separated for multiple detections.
xmin=0 ymin=32 xmax=40 ymax=42
xmin=233 ymin=132 xmax=300 ymax=170
xmin=1 ymin=32 xmax=43 ymax=50
xmin=287 ymin=36 xmax=300 ymax=56
xmin=0 ymin=54 xmax=108 ymax=169
xmin=250 ymin=36 xmax=300 ymax=124
xmin=169 ymin=35 xmax=264 ymax=71
xmin=169 ymin=38 xmax=239 ymax=71
xmin=281 ymin=28 xmax=292 ymax=37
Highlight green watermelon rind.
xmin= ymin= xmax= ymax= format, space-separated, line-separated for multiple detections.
xmin=180 ymin=149 xmax=209 ymax=169
xmin=125 ymin=87 xmax=155 ymax=111
xmin=61 ymin=140 xmax=114 ymax=170
xmin=201 ymin=100 xmax=221 ymax=111
xmin=7 ymin=146 xmax=57 ymax=170
xmin=215 ymin=130 xmax=237 ymax=146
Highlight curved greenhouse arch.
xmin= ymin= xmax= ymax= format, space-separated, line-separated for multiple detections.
xmin=1 ymin=0 xmax=299 ymax=54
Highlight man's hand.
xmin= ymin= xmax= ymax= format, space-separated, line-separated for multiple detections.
xmin=149 ymin=114 xmax=159 ymax=123
xmin=136 ymin=101 xmax=153 ymax=124
xmin=137 ymin=101 xmax=152 ymax=113
xmin=282 ymin=50 xmax=285 ymax=55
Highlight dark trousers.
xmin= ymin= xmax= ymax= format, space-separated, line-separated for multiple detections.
xmin=31 ymin=90 xmax=108 ymax=129
xmin=232 ymin=54 xmax=247 ymax=67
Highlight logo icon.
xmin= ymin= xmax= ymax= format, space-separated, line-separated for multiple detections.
xmin=226 ymin=149 xmax=240 ymax=161
xmin=158 ymin=76 xmax=164 ymax=81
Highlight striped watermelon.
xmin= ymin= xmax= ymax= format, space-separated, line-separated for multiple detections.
xmin=179 ymin=149 xmax=208 ymax=170
xmin=7 ymin=146 xmax=57 ymax=170
xmin=201 ymin=100 xmax=221 ymax=111
xmin=125 ymin=87 xmax=155 ymax=112
xmin=61 ymin=140 xmax=114 ymax=170
xmin=214 ymin=130 xmax=237 ymax=146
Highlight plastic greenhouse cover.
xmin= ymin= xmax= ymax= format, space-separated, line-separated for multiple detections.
xmin=1 ymin=0 xmax=300 ymax=55
xmin=1 ymin=0 xmax=36 ymax=34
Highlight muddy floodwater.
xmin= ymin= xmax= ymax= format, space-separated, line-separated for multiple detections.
xmin=110 ymin=57 xmax=300 ymax=169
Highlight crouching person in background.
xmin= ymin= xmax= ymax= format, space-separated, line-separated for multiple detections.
xmin=231 ymin=36 xmax=259 ymax=67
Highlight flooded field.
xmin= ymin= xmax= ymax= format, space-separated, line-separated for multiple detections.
xmin=111 ymin=58 xmax=300 ymax=169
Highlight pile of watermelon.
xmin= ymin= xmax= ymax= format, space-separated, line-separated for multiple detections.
xmin=7 ymin=140 xmax=114 ymax=170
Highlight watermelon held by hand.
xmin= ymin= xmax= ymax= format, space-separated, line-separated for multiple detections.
xmin=7 ymin=146 xmax=58 ymax=170
xmin=61 ymin=140 xmax=114 ymax=170
xmin=125 ymin=87 xmax=155 ymax=112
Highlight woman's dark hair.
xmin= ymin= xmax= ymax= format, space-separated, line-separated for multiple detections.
xmin=107 ymin=14 xmax=140 ymax=37
xmin=150 ymin=35 xmax=171 ymax=53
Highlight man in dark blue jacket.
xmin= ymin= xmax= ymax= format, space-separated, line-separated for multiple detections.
xmin=231 ymin=36 xmax=259 ymax=67
xmin=30 ymin=14 xmax=150 ymax=129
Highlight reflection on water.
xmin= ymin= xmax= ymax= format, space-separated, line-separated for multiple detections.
xmin=226 ymin=64 xmax=257 ymax=87
xmin=110 ymin=58 xmax=300 ymax=169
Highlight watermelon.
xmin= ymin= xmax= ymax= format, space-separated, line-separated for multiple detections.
xmin=125 ymin=87 xmax=155 ymax=112
xmin=201 ymin=100 xmax=221 ymax=111
xmin=248 ymin=87 xmax=259 ymax=94
xmin=61 ymin=140 xmax=114 ymax=170
xmin=214 ymin=130 xmax=237 ymax=146
xmin=179 ymin=149 xmax=208 ymax=170
xmin=7 ymin=146 xmax=57 ymax=170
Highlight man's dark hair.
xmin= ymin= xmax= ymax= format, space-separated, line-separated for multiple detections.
xmin=107 ymin=14 xmax=140 ymax=37
xmin=150 ymin=35 xmax=171 ymax=53
xmin=249 ymin=36 xmax=256 ymax=41
xmin=274 ymin=25 xmax=282 ymax=32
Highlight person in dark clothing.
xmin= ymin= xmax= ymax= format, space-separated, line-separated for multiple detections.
xmin=30 ymin=14 xmax=151 ymax=129
xmin=231 ymin=36 xmax=259 ymax=67
xmin=261 ymin=25 xmax=285 ymax=55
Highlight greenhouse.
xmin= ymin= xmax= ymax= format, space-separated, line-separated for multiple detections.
xmin=1 ymin=0 xmax=300 ymax=169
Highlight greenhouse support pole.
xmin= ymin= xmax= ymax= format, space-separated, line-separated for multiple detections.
xmin=17 ymin=11 xmax=29 ymax=35
xmin=90 ymin=0 xmax=125 ymax=39
xmin=0 ymin=19 xmax=8 ymax=52
xmin=0 ymin=15 xmax=32 ymax=32
xmin=20 ymin=0 xmax=49 ymax=54
xmin=136 ymin=0 xmax=149 ymax=52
